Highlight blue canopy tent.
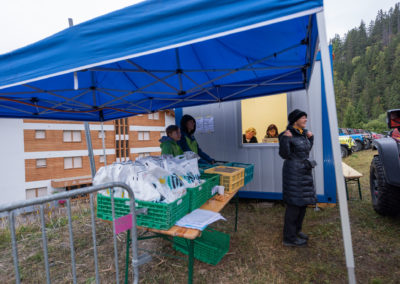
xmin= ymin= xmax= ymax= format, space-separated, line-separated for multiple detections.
xmin=0 ymin=0 xmax=355 ymax=282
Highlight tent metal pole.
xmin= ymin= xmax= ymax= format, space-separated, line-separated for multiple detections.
xmin=71 ymin=16 xmax=99 ymax=284
xmin=84 ymin=122 xmax=97 ymax=178
xmin=68 ymin=18 xmax=79 ymax=90
xmin=88 ymin=65 xmax=306 ymax=73
xmin=68 ymin=18 xmax=96 ymax=176
xmin=316 ymin=11 xmax=356 ymax=284
xmin=101 ymin=122 xmax=107 ymax=166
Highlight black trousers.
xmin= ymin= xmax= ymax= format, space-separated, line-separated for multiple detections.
xmin=283 ymin=204 xmax=307 ymax=242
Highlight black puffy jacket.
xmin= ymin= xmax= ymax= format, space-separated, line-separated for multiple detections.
xmin=278 ymin=125 xmax=316 ymax=206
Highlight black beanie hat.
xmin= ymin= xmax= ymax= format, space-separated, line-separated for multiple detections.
xmin=288 ymin=109 xmax=307 ymax=125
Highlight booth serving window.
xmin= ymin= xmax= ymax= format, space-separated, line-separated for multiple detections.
xmin=241 ymin=93 xmax=287 ymax=145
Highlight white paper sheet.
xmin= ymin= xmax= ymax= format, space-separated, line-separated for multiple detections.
xmin=175 ymin=209 xmax=225 ymax=230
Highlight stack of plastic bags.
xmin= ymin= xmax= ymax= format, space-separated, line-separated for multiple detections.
xmin=93 ymin=153 xmax=202 ymax=204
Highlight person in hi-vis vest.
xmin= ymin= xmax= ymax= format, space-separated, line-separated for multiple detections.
xmin=179 ymin=114 xmax=215 ymax=164
xmin=159 ymin=125 xmax=184 ymax=157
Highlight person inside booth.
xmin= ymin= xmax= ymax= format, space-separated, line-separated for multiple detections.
xmin=243 ymin=127 xmax=258 ymax=143
xmin=179 ymin=114 xmax=216 ymax=164
xmin=262 ymin=124 xmax=279 ymax=143
xmin=159 ymin=125 xmax=184 ymax=157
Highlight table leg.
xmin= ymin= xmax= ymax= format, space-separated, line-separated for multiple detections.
xmin=357 ymin=178 xmax=362 ymax=200
xmin=188 ymin=239 xmax=194 ymax=284
xmin=125 ymin=229 xmax=131 ymax=284
xmin=344 ymin=179 xmax=349 ymax=200
xmin=234 ymin=193 xmax=239 ymax=232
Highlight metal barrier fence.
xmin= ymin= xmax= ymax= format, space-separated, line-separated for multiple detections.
xmin=0 ymin=182 xmax=149 ymax=284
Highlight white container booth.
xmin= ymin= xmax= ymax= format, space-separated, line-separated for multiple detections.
xmin=177 ymin=57 xmax=337 ymax=203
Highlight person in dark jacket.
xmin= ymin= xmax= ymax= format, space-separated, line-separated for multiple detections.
xmin=179 ymin=114 xmax=215 ymax=164
xmin=159 ymin=125 xmax=184 ymax=157
xmin=243 ymin=127 xmax=258 ymax=143
xmin=279 ymin=109 xmax=316 ymax=247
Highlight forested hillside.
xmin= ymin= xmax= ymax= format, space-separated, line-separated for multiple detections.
xmin=332 ymin=3 xmax=400 ymax=132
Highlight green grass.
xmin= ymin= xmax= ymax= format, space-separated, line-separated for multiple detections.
xmin=1 ymin=150 xmax=400 ymax=283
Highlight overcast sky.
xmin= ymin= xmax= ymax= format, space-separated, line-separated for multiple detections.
xmin=0 ymin=0 xmax=399 ymax=54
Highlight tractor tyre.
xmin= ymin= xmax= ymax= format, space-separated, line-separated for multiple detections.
xmin=370 ymin=155 xmax=400 ymax=216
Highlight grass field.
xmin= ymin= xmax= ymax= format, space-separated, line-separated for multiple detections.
xmin=1 ymin=149 xmax=400 ymax=283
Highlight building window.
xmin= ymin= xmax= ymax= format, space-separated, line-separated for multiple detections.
xmin=63 ymin=130 xmax=82 ymax=142
xmin=148 ymin=112 xmax=159 ymax=120
xmin=138 ymin=152 xmax=151 ymax=158
xmin=160 ymin=131 xmax=166 ymax=138
xmin=138 ymin=131 xmax=150 ymax=140
xmin=36 ymin=159 xmax=47 ymax=168
xmin=26 ymin=187 xmax=47 ymax=199
xmin=64 ymin=157 xmax=82 ymax=169
xmin=98 ymin=131 xmax=106 ymax=139
xmin=35 ymin=130 xmax=46 ymax=139
xmin=125 ymin=140 xmax=130 ymax=157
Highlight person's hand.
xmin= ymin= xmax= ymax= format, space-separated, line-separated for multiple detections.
xmin=283 ymin=130 xmax=292 ymax=137
xmin=306 ymin=131 xmax=313 ymax=138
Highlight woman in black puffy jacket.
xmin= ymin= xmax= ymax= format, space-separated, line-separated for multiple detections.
xmin=279 ymin=109 xmax=316 ymax=247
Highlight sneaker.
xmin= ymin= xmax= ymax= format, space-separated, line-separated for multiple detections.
xmin=297 ymin=232 xmax=309 ymax=240
xmin=283 ymin=238 xmax=307 ymax=247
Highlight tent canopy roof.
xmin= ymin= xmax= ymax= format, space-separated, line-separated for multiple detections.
xmin=0 ymin=0 xmax=322 ymax=121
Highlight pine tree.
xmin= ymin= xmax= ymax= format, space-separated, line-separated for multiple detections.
xmin=333 ymin=4 xmax=400 ymax=128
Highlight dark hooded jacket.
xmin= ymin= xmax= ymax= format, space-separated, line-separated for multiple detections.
xmin=179 ymin=114 xmax=213 ymax=163
xmin=278 ymin=125 xmax=316 ymax=206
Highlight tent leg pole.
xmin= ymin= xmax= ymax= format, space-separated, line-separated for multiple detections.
xmin=84 ymin=122 xmax=97 ymax=177
xmin=101 ymin=122 xmax=107 ymax=166
xmin=316 ymin=11 xmax=356 ymax=284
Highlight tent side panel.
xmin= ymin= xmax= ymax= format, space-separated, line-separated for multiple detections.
xmin=320 ymin=60 xmax=337 ymax=203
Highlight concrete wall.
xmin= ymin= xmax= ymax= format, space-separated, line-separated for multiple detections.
xmin=0 ymin=119 xmax=26 ymax=205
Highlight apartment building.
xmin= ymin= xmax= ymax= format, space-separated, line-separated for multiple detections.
xmin=0 ymin=111 xmax=175 ymax=206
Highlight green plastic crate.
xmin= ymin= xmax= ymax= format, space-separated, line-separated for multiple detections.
xmin=225 ymin=162 xmax=254 ymax=185
xmin=198 ymin=164 xmax=215 ymax=174
xmin=173 ymin=228 xmax=230 ymax=265
xmin=187 ymin=173 xmax=220 ymax=212
xmin=198 ymin=162 xmax=227 ymax=174
xmin=97 ymin=192 xmax=190 ymax=230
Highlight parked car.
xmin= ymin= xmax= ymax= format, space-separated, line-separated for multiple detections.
xmin=371 ymin=132 xmax=384 ymax=150
xmin=355 ymin=129 xmax=372 ymax=149
xmin=371 ymin=132 xmax=384 ymax=140
xmin=339 ymin=128 xmax=365 ymax=152
xmin=370 ymin=109 xmax=400 ymax=216
xmin=339 ymin=135 xmax=355 ymax=158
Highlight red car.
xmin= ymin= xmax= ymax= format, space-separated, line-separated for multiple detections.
xmin=371 ymin=132 xmax=384 ymax=140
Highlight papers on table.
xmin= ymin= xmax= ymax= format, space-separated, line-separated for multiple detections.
xmin=175 ymin=209 xmax=226 ymax=230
